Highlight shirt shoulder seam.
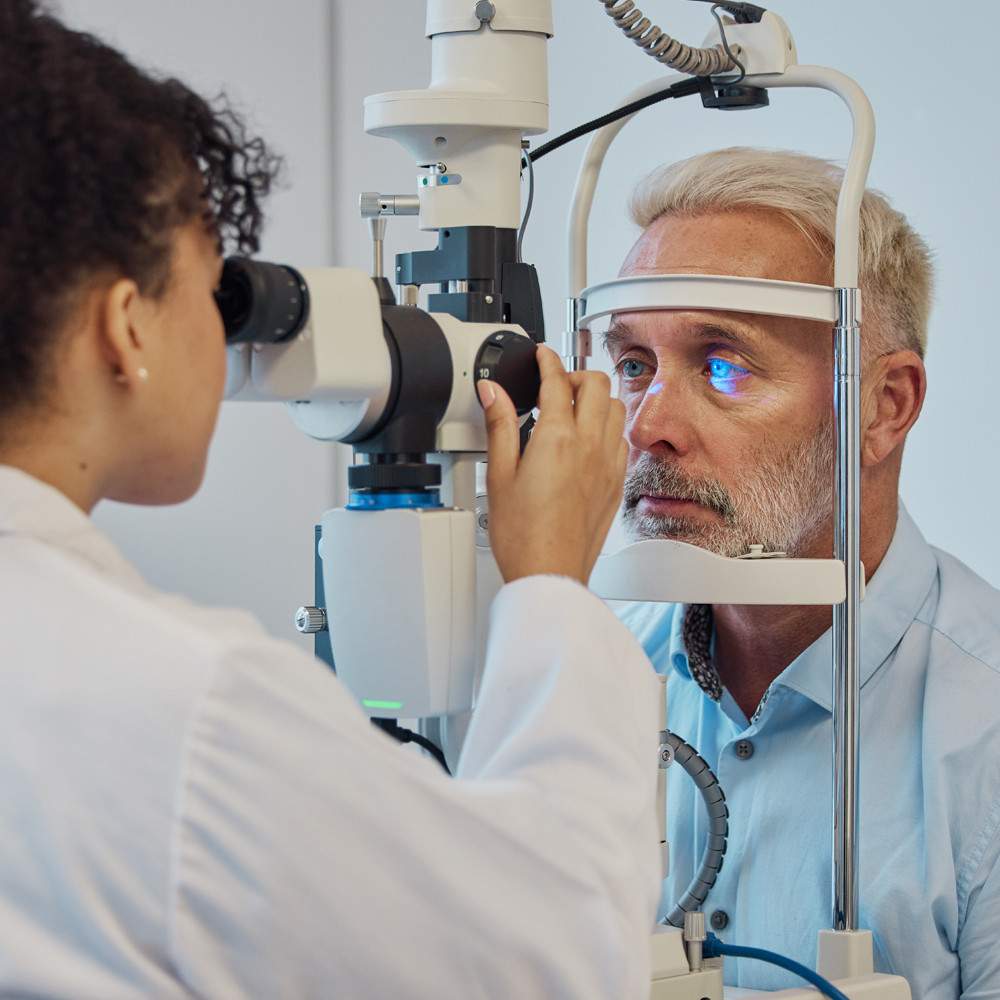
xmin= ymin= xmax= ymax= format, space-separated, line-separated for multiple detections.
xmin=957 ymin=791 xmax=1000 ymax=936
xmin=911 ymin=616 xmax=1000 ymax=677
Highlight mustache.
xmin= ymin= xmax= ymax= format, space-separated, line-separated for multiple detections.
xmin=622 ymin=454 xmax=736 ymax=522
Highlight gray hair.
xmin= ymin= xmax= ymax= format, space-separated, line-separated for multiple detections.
xmin=629 ymin=147 xmax=934 ymax=357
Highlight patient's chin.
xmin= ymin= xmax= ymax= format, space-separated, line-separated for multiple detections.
xmin=624 ymin=513 xmax=753 ymax=558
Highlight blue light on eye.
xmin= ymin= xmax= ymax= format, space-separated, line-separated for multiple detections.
xmin=707 ymin=358 xmax=749 ymax=396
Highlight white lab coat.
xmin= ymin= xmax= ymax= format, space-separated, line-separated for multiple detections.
xmin=0 ymin=465 xmax=660 ymax=998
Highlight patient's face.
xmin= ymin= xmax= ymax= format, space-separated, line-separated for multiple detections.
xmin=611 ymin=208 xmax=835 ymax=558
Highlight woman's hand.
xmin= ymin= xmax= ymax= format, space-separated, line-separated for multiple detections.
xmin=478 ymin=345 xmax=627 ymax=586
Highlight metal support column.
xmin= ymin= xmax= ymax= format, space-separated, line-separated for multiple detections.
xmin=832 ymin=287 xmax=862 ymax=931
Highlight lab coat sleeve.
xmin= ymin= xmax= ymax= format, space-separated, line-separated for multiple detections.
xmin=167 ymin=575 xmax=661 ymax=1000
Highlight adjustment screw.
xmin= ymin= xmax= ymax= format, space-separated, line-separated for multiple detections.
xmin=359 ymin=192 xmax=381 ymax=218
xmin=294 ymin=606 xmax=328 ymax=634
xmin=475 ymin=1 xmax=496 ymax=23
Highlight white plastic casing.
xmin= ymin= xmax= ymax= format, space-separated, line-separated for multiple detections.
xmin=364 ymin=1 xmax=552 ymax=230
xmin=224 ymin=267 xmax=392 ymax=441
xmin=426 ymin=0 xmax=553 ymax=36
xmin=701 ymin=10 xmax=797 ymax=78
xmin=320 ymin=507 xmax=477 ymax=718
xmin=590 ymin=540 xmax=852 ymax=606
xmin=579 ymin=274 xmax=841 ymax=330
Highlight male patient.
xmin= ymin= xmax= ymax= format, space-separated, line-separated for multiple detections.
xmin=610 ymin=148 xmax=1000 ymax=999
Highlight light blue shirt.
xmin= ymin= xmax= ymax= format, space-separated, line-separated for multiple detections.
xmin=618 ymin=504 xmax=1000 ymax=999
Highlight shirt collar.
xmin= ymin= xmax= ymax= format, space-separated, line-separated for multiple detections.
xmin=771 ymin=501 xmax=937 ymax=712
xmin=662 ymin=501 xmax=938 ymax=713
xmin=0 ymin=465 xmax=145 ymax=588
xmin=666 ymin=603 xmax=695 ymax=681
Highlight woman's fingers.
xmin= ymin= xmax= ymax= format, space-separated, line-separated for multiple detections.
xmin=534 ymin=345 xmax=573 ymax=426
xmin=480 ymin=380 xmax=519 ymax=494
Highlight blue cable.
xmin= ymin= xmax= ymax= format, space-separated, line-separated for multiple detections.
xmin=703 ymin=933 xmax=851 ymax=1000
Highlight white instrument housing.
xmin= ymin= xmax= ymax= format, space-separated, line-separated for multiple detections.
xmin=320 ymin=507 xmax=477 ymax=719
xmin=225 ymin=267 xmax=392 ymax=442
xmin=363 ymin=0 xmax=552 ymax=231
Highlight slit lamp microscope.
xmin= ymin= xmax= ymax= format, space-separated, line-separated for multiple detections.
xmin=220 ymin=2 xmax=911 ymax=997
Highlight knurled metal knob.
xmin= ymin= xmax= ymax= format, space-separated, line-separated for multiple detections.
xmin=359 ymin=192 xmax=382 ymax=218
xmin=294 ymin=606 xmax=328 ymax=634
xmin=684 ymin=911 xmax=707 ymax=973
xmin=684 ymin=911 xmax=707 ymax=942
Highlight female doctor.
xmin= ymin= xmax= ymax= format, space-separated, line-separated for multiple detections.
xmin=0 ymin=2 xmax=660 ymax=997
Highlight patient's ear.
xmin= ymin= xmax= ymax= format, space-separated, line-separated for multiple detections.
xmin=862 ymin=350 xmax=926 ymax=467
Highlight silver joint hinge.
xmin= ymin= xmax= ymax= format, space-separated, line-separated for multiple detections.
xmin=834 ymin=287 xmax=862 ymax=330
xmin=562 ymin=297 xmax=592 ymax=364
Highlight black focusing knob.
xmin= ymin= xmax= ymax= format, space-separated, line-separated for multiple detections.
xmin=348 ymin=462 xmax=442 ymax=491
xmin=474 ymin=331 xmax=540 ymax=416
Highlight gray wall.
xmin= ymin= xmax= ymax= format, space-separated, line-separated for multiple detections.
xmin=72 ymin=0 xmax=1000 ymax=636
xmin=59 ymin=0 xmax=341 ymax=643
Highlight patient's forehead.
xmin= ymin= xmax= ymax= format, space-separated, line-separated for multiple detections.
xmin=621 ymin=208 xmax=832 ymax=288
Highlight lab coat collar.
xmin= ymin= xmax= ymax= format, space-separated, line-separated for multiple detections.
xmin=665 ymin=501 xmax=938 ymax=714
xmin=0 ymin=465 xmax=146 ymax=588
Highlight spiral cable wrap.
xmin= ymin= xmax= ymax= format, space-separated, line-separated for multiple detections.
xmin=599 ymin=0 xmax=739 ymax=77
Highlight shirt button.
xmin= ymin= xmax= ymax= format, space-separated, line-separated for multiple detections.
xmin=710 ymin=909 xmax=730 ymax=931
xmin=735 ymin=739 xmax=755 ymax=760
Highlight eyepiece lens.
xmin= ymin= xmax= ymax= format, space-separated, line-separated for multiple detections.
xmin=216 ymin=257 xmax=310 ymax=345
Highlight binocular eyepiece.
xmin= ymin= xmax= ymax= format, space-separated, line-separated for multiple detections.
xmin=215 ymin=257 xmax=310 ymax=345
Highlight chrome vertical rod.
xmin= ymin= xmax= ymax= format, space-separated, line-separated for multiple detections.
xmin=832 ymin=287 xmax=862 ymax=931
xmin=368 ymin=217 xmax=387 ymax=279
xmin=563 ymin=297 xmax=590 ymax=371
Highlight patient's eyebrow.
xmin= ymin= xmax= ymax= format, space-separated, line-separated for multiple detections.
xmin=694 ymin=321 xmax=761 ymax=352
xmin=602 ymin=316 xmax=763 ymax=356
xmin=602 ymin=320 xmax=637 ymax=355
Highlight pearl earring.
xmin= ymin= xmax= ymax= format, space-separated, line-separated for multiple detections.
xmin=137 ymin=367 xmax=149 ymax=382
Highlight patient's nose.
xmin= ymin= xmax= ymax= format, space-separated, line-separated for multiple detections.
xmin=625 ymin=380 xmax=694 ymax=459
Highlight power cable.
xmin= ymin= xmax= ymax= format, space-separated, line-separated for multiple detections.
xmin=703 ymin=935 xmax=851 ymax=1000
xmin=372 ymin=718 xmax=451 ymax=775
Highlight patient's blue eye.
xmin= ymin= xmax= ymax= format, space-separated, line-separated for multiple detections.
xmin=707 ymin=357 xmax=749 ymax=395
xmin=619 ymin=358 xmax=648 ymax=380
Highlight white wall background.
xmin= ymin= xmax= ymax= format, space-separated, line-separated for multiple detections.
xmin=58 ymin=0 xmax=341 ymax=643
xmin=69 ymin=0 xmax=1000 ymax=636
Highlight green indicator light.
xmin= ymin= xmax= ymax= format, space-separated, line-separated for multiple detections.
xmin=362 ymin=699 xmax=404 ymax=711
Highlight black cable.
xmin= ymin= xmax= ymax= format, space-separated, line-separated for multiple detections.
xmin=372 ymin=718 xmax=451 ymax=775
xmin=709 ymin=3 xmax=746 ymax=84
xmin=688 ymin=0 xmax=767 ymax=23
xmin=526 ymin=76 xmax=704 ymax=165
xmin=516 ymin=148 xmax=535 ymax=263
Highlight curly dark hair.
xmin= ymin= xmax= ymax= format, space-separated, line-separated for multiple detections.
xmin=0 ymin=0 xmax=282 ymax=420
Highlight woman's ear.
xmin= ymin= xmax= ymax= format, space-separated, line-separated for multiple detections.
xmin=96 ymin=277 xmax=145 ymax=385
xmin=862 ymin=350 xmax=927 ymax=468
